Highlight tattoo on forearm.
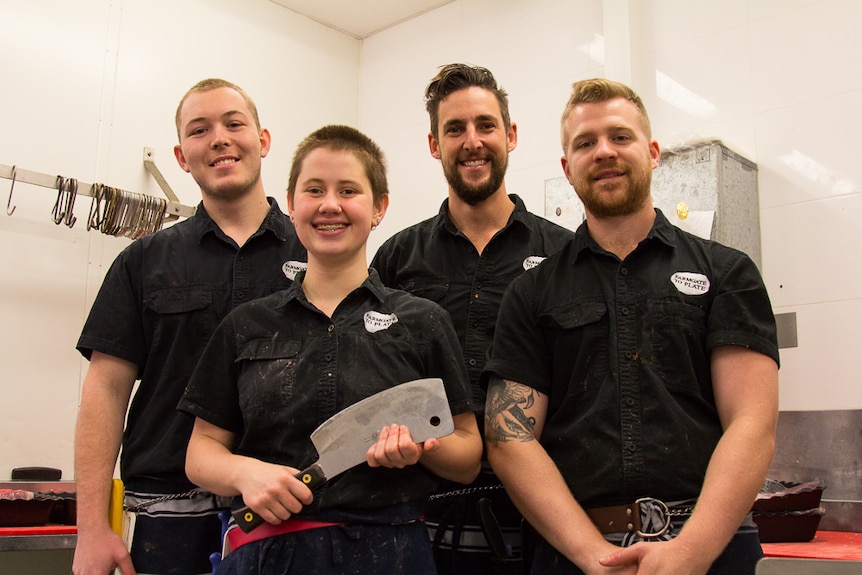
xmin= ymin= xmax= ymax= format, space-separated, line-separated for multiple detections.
xmin=485 ymin=379 xmax=540 ymax=447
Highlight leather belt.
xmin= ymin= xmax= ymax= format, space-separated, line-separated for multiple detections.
xmin=586 ymin=497 xmax=678 ymax=538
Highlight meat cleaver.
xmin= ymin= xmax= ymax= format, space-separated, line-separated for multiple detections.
xmin=232 ymin=377 xmax=454 ymax=533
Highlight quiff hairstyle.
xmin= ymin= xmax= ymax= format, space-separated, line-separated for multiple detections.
xmin=424 ymin=63 xmax=511 ymax=141
xmin=560 ymin=78 xmax=652 ymax=149
xmin=175 ymin=78 xmax=261 ymax=140
xmin=287 ymin=125 xmax=389 ymax=208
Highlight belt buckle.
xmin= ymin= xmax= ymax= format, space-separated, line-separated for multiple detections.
xmin=634 ymin=497 xmax=671 ymax=539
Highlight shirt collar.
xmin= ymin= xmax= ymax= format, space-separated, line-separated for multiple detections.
xmin=280 ymin=268 xmax=388 ymax=308
xmin=569 ymin=207 xmax=677 ymax=264
xmin=433 ymin=193 xmax=532 ymax=236
xmin=193 ymin=197 xmax=288 ymax=243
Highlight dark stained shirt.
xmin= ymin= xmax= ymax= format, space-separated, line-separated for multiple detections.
xmin=77 ymin=198 xmax=307 ymax=484
xmin=484 ymin=209 xmax=779 ymax=507
xmin=371 ymin=194 xmax=575 ymax=408
xmin=178 ymin=270 xmax=474 ymax=515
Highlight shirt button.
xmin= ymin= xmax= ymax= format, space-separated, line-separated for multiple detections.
xmin=468 ymin=359 xmax=477 ymax=366
xmin=626 ymin=398 xmax=635 ymax=406
xmin=325 ymin=354 xmax=333 ymax=361
xmin=621 ymin=307 xmax=629 ymax=315
xmin=620 ymin=267 xmax=628 ymax=276
xmin=327 ymin=325 xmax=335 ymax=333
xmin=626 ymin=442 xmax=637 ymax=452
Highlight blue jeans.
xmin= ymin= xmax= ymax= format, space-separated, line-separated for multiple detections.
xmin=217 ymin=521 xmax=437 ymax=575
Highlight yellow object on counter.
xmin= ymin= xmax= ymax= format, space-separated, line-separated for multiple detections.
xmin=108 ymin=478 xmax=124 ymax=536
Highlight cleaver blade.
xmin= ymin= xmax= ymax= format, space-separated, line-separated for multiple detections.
xmin=232 ymin=377 xmax=454 ymax=533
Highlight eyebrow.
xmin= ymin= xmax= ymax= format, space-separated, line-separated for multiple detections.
xmin=301 ymin=177 xmax=365 ymax=188
xmin=443 ymin=113 xmax=499 ymax=128
xmin=184 ymin=110 xmax=247 ymax=127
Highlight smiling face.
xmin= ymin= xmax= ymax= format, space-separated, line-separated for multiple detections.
xmin=561 ymin=97 xmax=660 ymax=219
xmin=173 ymin=86 xmax=271 ymax=201
xmin=429 ymin=86 xmax=517 ymax=206
xmin=288 ymin=147 xmax=388 ymax=267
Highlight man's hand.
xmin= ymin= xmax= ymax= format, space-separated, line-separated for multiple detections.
xmin=599 ymin=537 xmax=710 ymax=575
xmin=72 ymin=524 xmax=136 ymax=575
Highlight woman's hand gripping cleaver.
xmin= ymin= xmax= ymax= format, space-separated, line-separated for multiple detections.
xmin=232 ymin=377 xmax=454 ymax=533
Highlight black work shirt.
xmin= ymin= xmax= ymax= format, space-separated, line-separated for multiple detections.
xmin=178 ymin=270 xmax=473 ymax=515
xmin=77 ymin=198 xmax=307 ymax=485
xmin=371 ymin=194 xmax=574 ymax=407
xmin=484 ymin=210 xmax=779 ymax=507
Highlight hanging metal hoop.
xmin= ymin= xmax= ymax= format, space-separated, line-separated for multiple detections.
xmin=5 ymin=165 xmax=17 ymax=216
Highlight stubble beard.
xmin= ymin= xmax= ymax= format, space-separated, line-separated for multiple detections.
xmin=576 ymin=163 xmax=652 ymax=218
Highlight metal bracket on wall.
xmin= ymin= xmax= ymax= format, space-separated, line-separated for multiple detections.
xmin=143 ymin=147 xmax=179 ymax=204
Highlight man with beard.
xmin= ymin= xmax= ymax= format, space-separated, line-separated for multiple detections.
xmin=371 ymin=63 xmax=574 ymax=575
xmin=73 ymin=79 xmax=307 ymax=575
xmin=483 ymin=78 xmax=779 ymax=575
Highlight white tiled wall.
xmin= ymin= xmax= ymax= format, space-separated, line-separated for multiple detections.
xmin=359 ymin=0 xmax=862 ymax=411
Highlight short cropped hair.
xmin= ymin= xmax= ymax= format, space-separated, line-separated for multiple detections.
xmin=287 ymin=125 xmax=389 ymax=207
xmin=560 ymin=78 xmax=652 ymax=148
xmin=175 ymin=78 xmax=261 ymax=140
xmin=424 ymin=63 xmax=511 ymax=141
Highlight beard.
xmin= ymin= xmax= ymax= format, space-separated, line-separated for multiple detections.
xmin=442 ymin=152 xmax=508 ymax=206
xmin=573 ymin=162 xmax=652 ymax=218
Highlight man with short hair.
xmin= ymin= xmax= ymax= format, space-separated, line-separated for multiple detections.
xmin=484 ymin=78 xmax=779 ymax=575
xmin=372 ymin=63 xmax=574 ymax=575
xmin=73 ymin=78 xmax=307 ymax=575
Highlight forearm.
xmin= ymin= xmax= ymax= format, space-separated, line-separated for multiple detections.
xmin=487 ymin=438 xmax=612 ymax=570
xmin=674 ymin=346 xmax=779 ymax=567
xmin=674 ymin=416 xmax=776 ymax=564
xmin=420 ymin=412 xmax=482 ymax=484
xmin=185 ymin=428 xmax=246 ymax=497
xmin=73 ymin=356 xmax=135 ymax=532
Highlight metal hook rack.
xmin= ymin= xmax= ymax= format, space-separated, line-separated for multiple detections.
xmin=0 ymin=149 xmax=195 ymax=236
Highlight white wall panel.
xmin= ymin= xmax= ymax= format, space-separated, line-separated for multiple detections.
xmin=0 ymin=0 xmax=359 ymax=480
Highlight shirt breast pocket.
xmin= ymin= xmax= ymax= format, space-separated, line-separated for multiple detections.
xmin=145 ymin=287 xmax=213 ymax=351
xmin=235 ymin=339 xmax=301 ymax=416
xmin=539 ymin=301 xmax=608 ymax=398
xmin=399 ymin=278 xmax=449 ymax=306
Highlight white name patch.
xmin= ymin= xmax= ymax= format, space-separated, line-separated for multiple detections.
xmin=282 ymin=260 xmax=307 ymax=280
xmin=671 ymin=272 xmax=710 ymax=295
xmin=364 ymin=311 xmax=398 ymax=333
xmin=523 ymin=255 xmax=546 ymax=271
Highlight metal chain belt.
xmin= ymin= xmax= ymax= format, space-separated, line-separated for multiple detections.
xmin=124 ymin=488 xmax=202 ymax=512
xmin=428 ymin=484 xmax=503 ymax=501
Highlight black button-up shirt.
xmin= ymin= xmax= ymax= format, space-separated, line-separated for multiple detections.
xmin=371 ymin=194 xmax=575 ymax=408
xmin=77 ymin=198 xmax=307 ymax=484
xmin=179 ymin=270 xmax=473 ymax=515
xmin=485 ymin=210 xmax=779 ymax=506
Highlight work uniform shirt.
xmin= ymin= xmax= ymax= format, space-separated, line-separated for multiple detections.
xmin=484 ymin=209 xmax=779 ymax=507
xmin=77 ymin=198 xmax=307 ymax=485
xmin=371 ymin=194 xmax=574 ymax=407
xmin=178 ymin=270 xmax=473 ymax=516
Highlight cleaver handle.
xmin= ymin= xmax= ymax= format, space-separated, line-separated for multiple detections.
xmin=231 ymin=463 xmax=327 ymax=533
